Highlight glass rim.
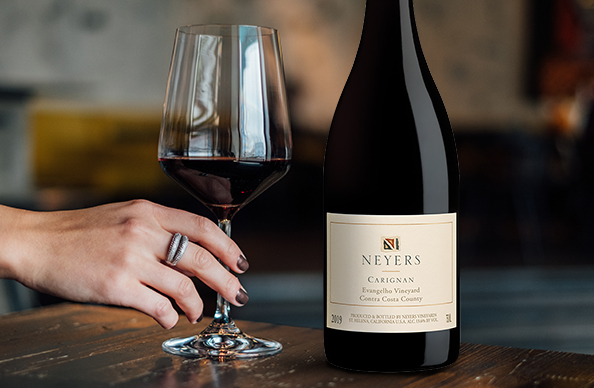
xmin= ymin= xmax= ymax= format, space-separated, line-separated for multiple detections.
xmin=176 ymin=24 xmax=278 ymax=37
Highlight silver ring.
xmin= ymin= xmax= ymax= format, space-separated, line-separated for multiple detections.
xmin=166 ymin=233 xmax=181 ymax=263
xmin=171 ymin=235 xmax=188 ymax=266
xmin=166 ymin=233 xmax=188 ymax=266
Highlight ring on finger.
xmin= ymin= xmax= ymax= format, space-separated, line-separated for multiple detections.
xmin=166 ymin=233 xmax=189 ymax=266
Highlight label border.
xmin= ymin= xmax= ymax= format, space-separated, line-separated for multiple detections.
xmin=326 ymin=212 xmax=457 ymax=333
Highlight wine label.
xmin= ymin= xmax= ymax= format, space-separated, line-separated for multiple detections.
xmin=326 ymin=212 xmax=457 ymax=333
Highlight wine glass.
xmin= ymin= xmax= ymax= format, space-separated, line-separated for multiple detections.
xmin=157 ymin=24 xmax=291 ymax=359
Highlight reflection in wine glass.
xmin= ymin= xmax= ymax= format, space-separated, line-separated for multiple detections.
xmin=191 ymin=35 xmax=222 ymax=131
xmin=175 ymin=168 xmax=233 ymax=205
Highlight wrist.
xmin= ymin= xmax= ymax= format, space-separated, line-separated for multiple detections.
xmin=0 ymin=205 xmax=33 ymax=280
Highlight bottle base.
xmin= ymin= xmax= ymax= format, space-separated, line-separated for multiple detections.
xmin=325 ymin=355 xmax=458 ymax=373
xmin=323 ymin=327 xmax=460 ymax=373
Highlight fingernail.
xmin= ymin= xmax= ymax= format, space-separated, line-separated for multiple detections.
xmin=194 ymin=313 xmax=203 ymax=324
xmin=237 ymin=254 xmax=249 ymax=272
xmin=235 ymin=288 xmax=249 ymax=305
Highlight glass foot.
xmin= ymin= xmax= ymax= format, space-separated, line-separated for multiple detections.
xmin=162 ymin=320 xmax=282 ymax=359
xmin=162 ymin=333 xmax=282 ymax=359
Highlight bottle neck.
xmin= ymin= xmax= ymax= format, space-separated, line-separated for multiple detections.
xmin=356 ymin=0 xmax=451 ymax=214
xmin=357 ymin=0 xmax=422 ymax=69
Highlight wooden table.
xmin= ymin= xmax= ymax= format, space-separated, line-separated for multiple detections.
xmin=1 ymin=303 xmax=594 ymax=387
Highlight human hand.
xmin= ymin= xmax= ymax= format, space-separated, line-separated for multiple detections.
xmin=1 ymin=200 xmax=249 ymax=329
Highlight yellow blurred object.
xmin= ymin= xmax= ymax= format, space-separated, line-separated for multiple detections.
xmin=32 ymin=107 xmax=169 ymax=195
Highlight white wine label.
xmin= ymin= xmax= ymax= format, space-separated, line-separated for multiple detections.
xmin=326 ymin=212 xmax=457 ymax=333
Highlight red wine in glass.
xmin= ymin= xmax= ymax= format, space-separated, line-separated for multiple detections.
xmin=159 ymin=156 xmax=290 ymax=221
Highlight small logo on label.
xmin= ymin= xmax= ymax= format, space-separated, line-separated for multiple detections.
xmin=382 ymin=237 xmax=400 ymax=252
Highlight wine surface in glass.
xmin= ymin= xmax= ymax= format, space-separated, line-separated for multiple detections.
xmin=159 ymin=156 xmax=290 ymax=220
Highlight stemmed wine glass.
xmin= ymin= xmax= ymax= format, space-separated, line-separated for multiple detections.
xmin=157 ymin=24 xmax=292 ymax=359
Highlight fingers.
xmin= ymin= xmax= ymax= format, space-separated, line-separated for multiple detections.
xmin=141 ymin=261 xmax=205 ymax=324
xmin=174 ymin=242 xmax=249 ymax=307
xmin=132 ymin=241 xmax=248 ymax=329
xmin=120 ymin=283 xmax=180 ymax=329
xmin=151 ymin=203 xmax=248 ymax=274
xmin=111 ymin=255 xmax=208 ymax=328
xmin=146 ymin=214 xmax=250 ymax=309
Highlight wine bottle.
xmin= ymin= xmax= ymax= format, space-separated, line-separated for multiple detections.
xmin=323 ymin=0 xmax=460 ymax=372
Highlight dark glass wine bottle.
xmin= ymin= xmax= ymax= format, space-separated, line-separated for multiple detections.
xmin=323 ymin=0 xmax=460 ymax=372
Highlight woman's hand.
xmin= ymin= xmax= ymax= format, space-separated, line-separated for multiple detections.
xmin=0 ymin=200 xmax=249 ymax=329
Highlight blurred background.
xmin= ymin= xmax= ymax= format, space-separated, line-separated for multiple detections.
xmin=1 ymin=0 xmax=594 ymax=354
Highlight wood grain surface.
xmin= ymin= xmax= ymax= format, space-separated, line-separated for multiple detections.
xmin=1 ymin=303 xmax=594 ymax=387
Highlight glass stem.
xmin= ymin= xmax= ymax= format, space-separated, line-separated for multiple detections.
xmin=214 ymin=219 xmax=232 ymax=325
